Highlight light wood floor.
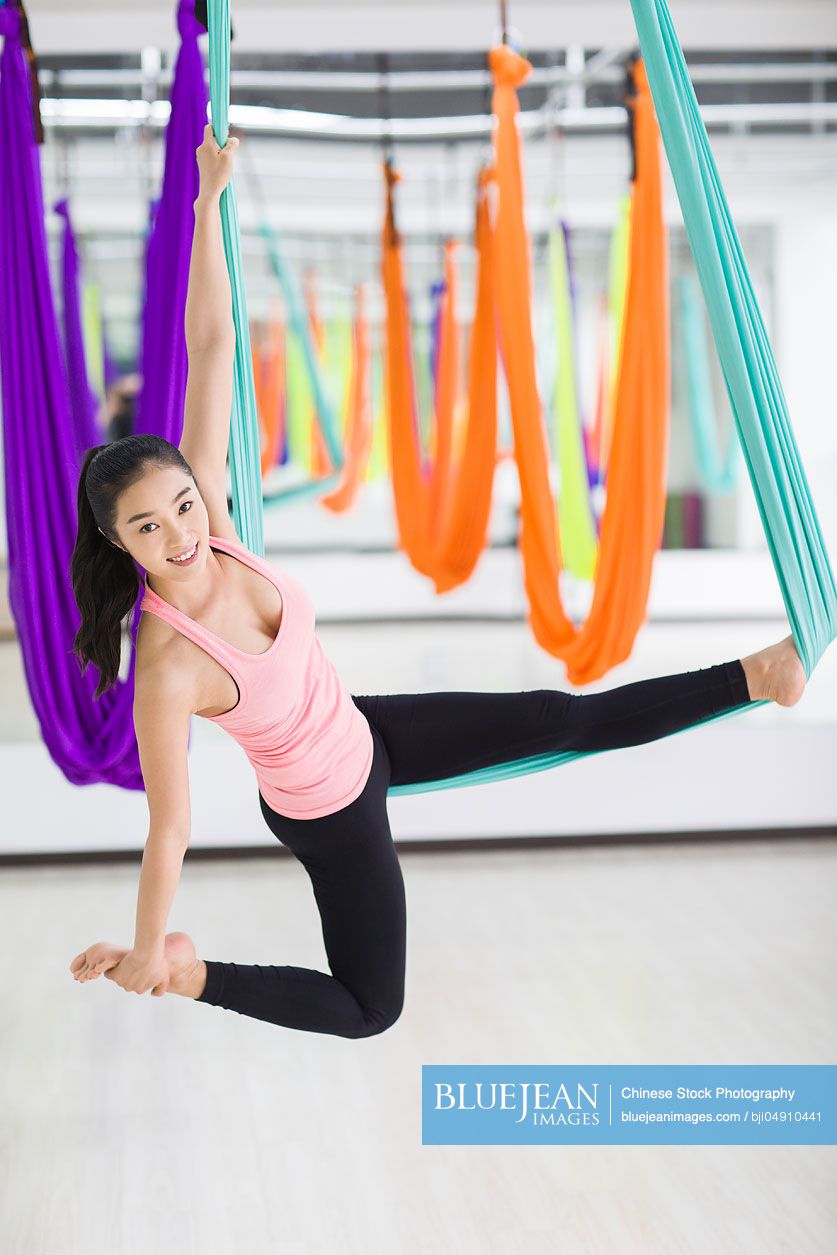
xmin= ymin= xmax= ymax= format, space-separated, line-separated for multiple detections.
xmin=2 ymin=836 xmax=836 ymax=1254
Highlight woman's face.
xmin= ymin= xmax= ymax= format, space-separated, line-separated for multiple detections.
xmin=110 ymin=463 xmax=209 ymax=578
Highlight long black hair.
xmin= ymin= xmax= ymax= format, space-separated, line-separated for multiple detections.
xmin=71 ymin=434 xmax=199 ymax=698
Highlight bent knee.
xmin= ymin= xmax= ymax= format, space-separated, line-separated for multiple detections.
xmin=356 ymin=1000 xmax=404 ymax=1038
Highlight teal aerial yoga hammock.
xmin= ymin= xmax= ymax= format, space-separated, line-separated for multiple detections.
xmin=631 ymin=0 xmax=835 ymax=680
xmin=205 ymin=0 xmax=836 ymax=798
xmin=205 ymin=0 xmax=263 ymax=554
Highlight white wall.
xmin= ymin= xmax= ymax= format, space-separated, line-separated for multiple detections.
xmin=0 ymin=718 xmax=834 ymax=856
xmin=773 ymin=214 xmax=837 ymax=553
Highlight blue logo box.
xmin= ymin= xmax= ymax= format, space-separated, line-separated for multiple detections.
xmin=422 ymin=1065 xmax=837 ymax=1144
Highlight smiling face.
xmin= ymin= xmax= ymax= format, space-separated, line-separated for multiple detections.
xmin=109 ymin=462 xmax=210 ymax=579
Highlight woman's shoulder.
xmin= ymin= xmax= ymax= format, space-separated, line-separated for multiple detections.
xmin=135 ymin=614 xmax=203 ymax=700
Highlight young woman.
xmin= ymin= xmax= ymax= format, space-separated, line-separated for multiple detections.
xmin=68 ymin=125 xmax=806 ymax=1038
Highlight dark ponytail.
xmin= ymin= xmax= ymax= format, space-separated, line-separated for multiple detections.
xmin=71 ymin=434 xmax=198 ymax=698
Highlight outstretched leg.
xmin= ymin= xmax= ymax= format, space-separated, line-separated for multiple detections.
xmin=193 ymin=725 xmax=406 ymax=1039
xmin=352 ymin=634 xmax=804 ymax=789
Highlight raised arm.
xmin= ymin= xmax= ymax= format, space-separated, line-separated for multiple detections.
xmin=179 ymin=123 xmax=240 ymax=535
xmin=184 ymin=124 xmax=237 ymax=353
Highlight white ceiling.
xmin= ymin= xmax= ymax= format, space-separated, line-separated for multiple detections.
xmin=29 ymin=0 xmax=837 ymax=339
xmin=27 ymin=0 xmax=837 ymax=56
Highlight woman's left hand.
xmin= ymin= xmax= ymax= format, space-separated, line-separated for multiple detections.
xmin=104 ymin=947 xmax=170 ymax=997
xmin=195 ymin=121 xmax=240 ymax=199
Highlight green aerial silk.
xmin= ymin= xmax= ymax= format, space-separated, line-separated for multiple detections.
xmin=206 ymin=0 xmax=263 ymax=554
xmin=678 ymin=272 xmax=741 ymax=493
xmin=608 ymin=192 xmax=632 ymax=411
xmin=326 ymin=313 xmax=353 ymax=441
xmin=81 ymin=281 xmax=105 ymax=404
xmin=547 ymin=207 xmax=597 ymax=580
xmin=367 ymin=342 xmax=387 ymax=482
xmin=284 ymin=330 xmax=314 ymax=468
xmin=207 ymin=0 xmax=835 ymax=800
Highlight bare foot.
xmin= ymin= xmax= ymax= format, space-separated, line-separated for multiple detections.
xmin=162 ymin=932 xmax=207 ymax=997
xmin=740 ymin=634 xmax=807 ymax=707
xmin=70 ymin=932 xmax=206 ymax=997
xmin=70 ymin=940 xmax=128 ymax=983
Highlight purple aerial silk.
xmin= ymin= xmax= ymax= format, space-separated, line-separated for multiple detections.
xmin=135 ymin=0 xmax=207 ymax=439
xmin=53 ymin=196 xmax=103 ymax=461
xmin=0 ymin=0 xmax=206 ymax=789
xmin=0 ymin=3 xmax=142 ymax=786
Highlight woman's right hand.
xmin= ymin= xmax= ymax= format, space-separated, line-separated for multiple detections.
xmin=104 ymin=946 xmax=170 ymax=997
xmin=195 ymin=121 xmax=240 ymax=200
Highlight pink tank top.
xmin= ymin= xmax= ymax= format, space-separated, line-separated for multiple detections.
xmin=138 ymin=533 xmax=374 ymax=819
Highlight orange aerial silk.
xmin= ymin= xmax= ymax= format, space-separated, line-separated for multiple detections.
xmin=490 ymin=47 xmax=669 ymax=684
xmin=381 ymin=162 xmax=499 ymax=591
xmin=252 ymin=317 xmax=285 ymax=479
xmin=321 ymin=284 xmax=374 ymax=512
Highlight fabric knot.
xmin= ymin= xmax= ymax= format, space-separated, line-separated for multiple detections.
xmin=0 ymin=6 xmax=20 ymax=40
xmin=177 ymin=0 xmax=204 ymax=41
xmin=477 ymin=164 xmax=497 ymax=191
xmin=488 ymin=44 xmax=532 ymax=90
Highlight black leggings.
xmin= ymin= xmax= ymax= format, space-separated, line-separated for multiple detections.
xmin=195 ymin=659 xmax=751 ymax=1038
